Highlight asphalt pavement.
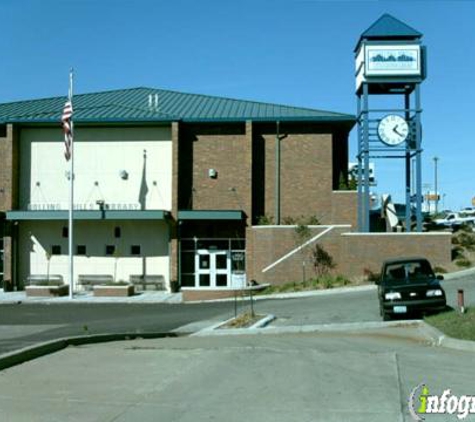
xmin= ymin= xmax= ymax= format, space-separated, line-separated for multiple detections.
xmin=0 ymin=269 xmax=474 ymax=421
xmin=0 ymin=325 xmax=474 ymax=421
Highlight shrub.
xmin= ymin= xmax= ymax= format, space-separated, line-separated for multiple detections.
xmin=312 ymin=244 xmax=336 ymax=278
xmin=282 ymin=216 xmax=296 ymax=225
xmin=457 ymin=232 xmax=475 ymax=250
xmin=321 ymin=275 xmax=335 ymax=289
xmin=257 ymin=215 xmax=274 ymax=225
xmin=363 ymin=267 xmax=380 ymax=282
xmin=455 ymin=259 xmax=472 ymax=268
xmin=452 ymin=246 xmax=465 ymax=261
xmin=433 ymin=266 xmax=447 ymax=274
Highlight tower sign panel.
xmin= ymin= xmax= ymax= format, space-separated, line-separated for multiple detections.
xmin=365 ymin=45 xmax=421 ymax=76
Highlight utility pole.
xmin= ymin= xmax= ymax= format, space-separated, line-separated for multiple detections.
xmin=433 ymin=156 xmax=439 ymax=215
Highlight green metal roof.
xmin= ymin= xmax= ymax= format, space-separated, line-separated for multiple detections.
xmin=0 ymin=87 xmax=354 ymax=124
xmin=178 ymin=210 xmax=244 ymax=220
xmin=356 ymin=14 xmax=422 ymax=51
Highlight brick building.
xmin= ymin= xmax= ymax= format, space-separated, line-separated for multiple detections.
xmin=0 ymin=87 xmax=451 ymax=298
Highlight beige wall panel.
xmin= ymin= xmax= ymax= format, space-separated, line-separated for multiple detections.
xmin=20 ymin=127 xmax=172 ymax=211
xmin=18 ymin=221 xmax=170 ymax=287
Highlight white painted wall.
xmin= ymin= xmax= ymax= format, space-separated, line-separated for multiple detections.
xmin=20 ymin=126 xmax=172 ymax=211
xmin=18 ymin=220 xmax=170 ymax=287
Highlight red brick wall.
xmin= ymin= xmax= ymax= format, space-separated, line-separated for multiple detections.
xmin=0 ymin=124 xmax=18 ymax=290
xmin=247 ymin=226 xmax=452 ymax=285
xmin=331 ymin=191 xmax=358 ymax=228
xmin=0 ymin=124 xmax=18 ymax=211
xmin=182 ymin=123 xmax=253 ymax=218
xmin=339 ymin=233 xmax=452 ymax=276
xmin=246 ymin=225 xmax=349 ymax=284
xmin=255 ymin=130 xmax=333 ymax=223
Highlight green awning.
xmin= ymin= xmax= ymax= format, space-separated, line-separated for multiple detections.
xmin=6 ymin=210 xmax=170 ymax=221
xmin=178 ymin=210 xmax=244 ymax=220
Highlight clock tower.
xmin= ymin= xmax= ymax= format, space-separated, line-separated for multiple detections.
xmin=355 ymin=14 xmax=426 ymax=232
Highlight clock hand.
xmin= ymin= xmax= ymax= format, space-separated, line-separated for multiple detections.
xmin=393 ymin=125 xmax=403 ymax=136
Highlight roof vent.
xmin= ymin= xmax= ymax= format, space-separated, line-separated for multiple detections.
xmin=148 ymin=93 xmax=159 ymax=110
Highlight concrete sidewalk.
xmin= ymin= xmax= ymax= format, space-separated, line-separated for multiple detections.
xmin=0 ymin=324 xmax=474 ymax=422
xmin=0 ymin=290 xmax=183 ymax=304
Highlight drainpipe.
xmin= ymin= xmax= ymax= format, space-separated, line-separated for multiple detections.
xmin=275 ymin=121 xmax=281 ymax=225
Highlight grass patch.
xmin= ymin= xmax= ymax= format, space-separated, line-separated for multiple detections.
xmin=425 ymin=307 xmax=475 ymax=341
xmin=256 ymin=275 xmax=363 ymax=295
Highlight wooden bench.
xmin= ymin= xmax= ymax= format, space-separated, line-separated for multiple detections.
xmin=26 ymin=274 xmax=64 ymax=286
xmin=129 ymin=275 xmax=166 ymax=291
xmin=78 ymin=274 xmax=114 ymax=290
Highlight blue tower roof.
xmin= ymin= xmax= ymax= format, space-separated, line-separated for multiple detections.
xmin=356 ymin=14 xmax=422 ymax=51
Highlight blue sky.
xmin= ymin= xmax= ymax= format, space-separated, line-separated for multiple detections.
xmin=2 ymin=0 xmax=474 ymax=210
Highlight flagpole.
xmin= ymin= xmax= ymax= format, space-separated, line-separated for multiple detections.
xmin=68 ymin=69 xmax=74 ymax=299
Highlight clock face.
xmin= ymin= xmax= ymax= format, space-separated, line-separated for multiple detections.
xmin=378 ymin=114 xmax=409 ymax=146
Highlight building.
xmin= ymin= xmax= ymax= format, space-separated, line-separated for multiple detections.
xmin=0 ymin=87 xmax=451 ymax=299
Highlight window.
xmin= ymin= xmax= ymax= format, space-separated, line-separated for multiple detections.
xmin=130 ymin=245 xmax=141 ymax=255
xmin=105 ymin=245 xmax=115 ymax=256
xmin=51 ymin=245 xmax=61 ymax=255
xmin=114 ymin=227 xmax=121 ymax=238
xmin=76 ymin=245 xmax=87 ymax=255
xmin=62 ymin=227 xmax=68 ymax=238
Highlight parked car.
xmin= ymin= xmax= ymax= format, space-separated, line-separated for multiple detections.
xmin=377 ymin=257 xmax=446 ymax=321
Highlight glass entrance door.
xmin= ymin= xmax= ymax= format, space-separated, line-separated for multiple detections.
xmin=195 ymin=250 xmax=230 ymax=288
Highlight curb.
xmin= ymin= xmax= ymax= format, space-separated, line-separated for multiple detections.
xmin=191 ymin=314 xmax=276 ymax=337
xmin=418 ymin=321 xmax=475 ymax=352
xmin=0 ymin=332 xmax=178 ymax=372
xmin=442 ymin=266 xmax=475 ymax=281
xmin=185 ymin=284 xmax=377 ymax=304
xmin=192 ymin=318 xmax=420 ymax=337
xmin=2 ymin=319 xmax=474 ymax=372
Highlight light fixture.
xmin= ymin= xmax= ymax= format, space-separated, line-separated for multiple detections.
xmin=119 ymin=170 xmax=129 ymax=180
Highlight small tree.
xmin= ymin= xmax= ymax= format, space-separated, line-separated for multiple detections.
xmin=348 ymin=176 xmax=357 ymax=191
xmin=312 ymin=244 xmax=335 ymax=278
xmin=338 ymin=172 xmax=349 ymax=190
xmin=294 ymin=222 xmax=311 ymax=283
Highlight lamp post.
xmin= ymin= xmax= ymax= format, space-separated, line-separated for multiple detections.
xmin=433 ymin=156 xmax=439 ymax=215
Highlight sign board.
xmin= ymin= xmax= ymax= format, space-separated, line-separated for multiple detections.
xmin=424 ymin=194 xmax=440 ymax=202
xmin=472 ymin=197 xmax=475 ymax=206
xmin=356 ymin=44 xmax=423 ymax=91
xmin=365 ymin=45 xmax=421 ymax=76
xmin=231 ymin=272 xmax=246 ymax=289
xmin=27 ymin=202 xmax=141 ymax=211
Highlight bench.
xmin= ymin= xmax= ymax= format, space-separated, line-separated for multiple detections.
xmin=26 ymin=274 xmax=64 ymax=286
xmin=129 ymin=275 xmax=166 ymax=291
xmin=78 ymin=274 xmax=114 ymax=290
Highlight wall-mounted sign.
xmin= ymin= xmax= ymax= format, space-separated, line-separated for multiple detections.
xmin=28 ymin=202 xmax=141 ymax=211
xmin=365 ymin=45 xmax=421 ymax=76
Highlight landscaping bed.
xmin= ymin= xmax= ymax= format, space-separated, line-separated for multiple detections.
xmin=218 ymin=312 xmax=268 ymax=329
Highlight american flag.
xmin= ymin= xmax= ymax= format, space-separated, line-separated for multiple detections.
xmin=62 ymin=100 xmax=73 ymax=161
